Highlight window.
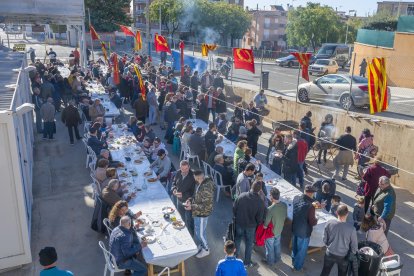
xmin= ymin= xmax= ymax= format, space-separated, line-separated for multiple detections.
xmin=274 ymin=18 xmax=279 ymax=23
xmin=264 ymin=30 xmax=270 ymax=40
xmin=407 ymin=4 xmax=414 ymax=15
xmin=264 ymin=18 xmax=271 ymax=28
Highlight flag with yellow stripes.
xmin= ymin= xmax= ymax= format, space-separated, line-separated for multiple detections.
xmin=367 ymin=57 xmax=389 ymax=114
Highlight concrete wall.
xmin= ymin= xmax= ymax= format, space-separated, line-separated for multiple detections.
xmin=351 ymin=32 xmax=414 ymax=88
xmin=226 ymin=84 xmax=414 ymax=193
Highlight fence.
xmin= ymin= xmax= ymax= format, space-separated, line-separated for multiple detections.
xmin=356 ymin=29 xmax=395 ymax=48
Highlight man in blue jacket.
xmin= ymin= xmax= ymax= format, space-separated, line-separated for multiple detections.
xmin=109 ymin=216 xmax=147 ymax=276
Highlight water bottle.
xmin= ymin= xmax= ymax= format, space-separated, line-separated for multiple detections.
xmin=142 ymin=178 xmax=148 ymax=190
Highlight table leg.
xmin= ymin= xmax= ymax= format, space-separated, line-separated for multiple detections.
xmin=180 ymin=261 xmax=185 ymax=276
xmin=148 ymin=264 xmax=154 ymax=276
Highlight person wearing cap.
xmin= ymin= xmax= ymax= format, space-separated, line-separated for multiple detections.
xmin=312 ymin=178 xmax=336 ymax=212
xmin=320 ymin=205 xmax=357 ymax=276
xmin=291 ymin=185 xmax=318 ymax=272
xmin=39 ymin=247 xmax=73 ymax=275
xmin=109 ymin=216 xmax=147 ymax=275
xmin=149 ymin=149 xmax=171 ymax=182
xmin=188 ymin=127 xmax=207 ymax=161
xmin=40 ymin=97 xmax=56 ymax=140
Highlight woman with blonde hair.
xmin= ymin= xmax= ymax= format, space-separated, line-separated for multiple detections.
xmin=108 ymin=200 xmax=142 ymax=229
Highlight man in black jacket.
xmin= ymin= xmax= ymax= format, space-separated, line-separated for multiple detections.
xmin=32 ymin=87 xmax=43 ymax=134
xmin=171 ymin=160 xmax=196 ymax=235
xmin=291 ymin=185 xmax=318 ymax=272
xmin=61 ymin=100 xmax=82 ymax=145
xmin=188 ymin=127 xmax=207 ymax=161
xmin=233 ymin=181 xmax=266 ymax=268
xmin=195 ymin=94 xmax=209 ymax=123
xmin=215 ymin=88 xmax=227 ymax=114
xmin=282 ymin=134 xmax=298 ymax=185
xmin=204 ymin=123 xmax=219 ymax=156
xmin=213 ymin=73 xmax=224 ymax=89
xmin=190 ymin=71 xmax=199 ymax=103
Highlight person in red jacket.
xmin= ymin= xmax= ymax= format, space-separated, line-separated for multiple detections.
xmin=294 ymin=131 xmax=308 ymax=189
xmin=362 ymin=157 xmax=390 ymax=213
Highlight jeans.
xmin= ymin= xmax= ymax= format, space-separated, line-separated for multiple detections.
xmin=271 ymin=158 xmax=282 ymax=175
xmin=35 ymin=110 xmax=43 ymax=133
xmin=118 ymin=257 xmax=147 ymax=276
xmin=165 ymin=121 xmax=175 ymax=142
xmin=176 ymin=198 xmax=194 ymax=236
xmin=265 ymin=235 xmax=281 ymax=265
xmin=208 ymin=108 xmax=216 ymax=122
xmin=194 ymin=216 xmax=209 ymax=250
xmin=148 ymin=105 xmax=157 ymax=124
xmin=67 ymin=125 xmax=81 ymax=144
xmin=320 ymin=251 xmax=348 ymax=276
xmin=291 ymin=235 xmax=310 ymax=270
xmin=43 ymin=121 xmax=54 ymax=139
xmin=318 ymin=149 xmax=327 ymax=163
xmin=235 ymin=225 xmax=255 ymax=265
xmin=315 ymin=192 xmax=332 ymax=212
xmin=283 ymin=172 xmax=296 ymax=186
xmin=297 ymin=162 xmax=305 ymax=188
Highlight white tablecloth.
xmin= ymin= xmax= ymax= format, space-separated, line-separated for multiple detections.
xmin=90 ymin=92 xmax=121 ymax=117
xmin=191 ymin=119 xmax=335 ymax=247
xmin=108 ymin=125 xmax=198 ymax=267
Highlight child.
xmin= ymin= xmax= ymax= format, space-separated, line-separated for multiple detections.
xmin=353 ymin=197 xmax=365 ymax=231
xmin=215 ymin=241 xmax=247 ymax=276
xmin=330 ymin=195 xmax=341 ymax=217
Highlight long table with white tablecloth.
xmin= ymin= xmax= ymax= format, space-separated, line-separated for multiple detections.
xmin=87 ymin=82 xmax=121 ymax=118
xmin=191 ymin=119 xmax=335 ymax=247
xmin=108 ymin=125 xmax=198 ymax=268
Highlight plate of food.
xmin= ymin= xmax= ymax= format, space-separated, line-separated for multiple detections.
xmin=134 ymin=159 xmax=143 ymax=164
xmin=131 ymin=172 xmax=138 ymax=176
xmin=109 ymin=146 xmax=116 ymax=150
xmin=144 ymin=171 xmax=152 ymax=177
xmin=172 ymin=220 xmax=186 ymax=230
xmin=151 ymin=220 xmax=162 ymax=227
xmin=119 ymin=172 xmax=129 ymax=177
xmin=135 ymin=218 xmax=149 ymax=227
xmin=147 ymin=177 xmax=157 ymax=183
xmin=141 ymin=234 xmax=156 ymax=244
xmin=162 ymin=207 xmax=175 ymax=215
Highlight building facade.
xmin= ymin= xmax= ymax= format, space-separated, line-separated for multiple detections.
xmin=242 ymin=5 xmax=287 ymax=50
xmin=377 ymin=1 xmax=414 ymax=16
xmin=211 ymin=0 xmax=244 ymax=6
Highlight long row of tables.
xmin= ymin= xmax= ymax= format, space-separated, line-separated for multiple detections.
xmin=191 ymin=119 xmax=335 ymax=247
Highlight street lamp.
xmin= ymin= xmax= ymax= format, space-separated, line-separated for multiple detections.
xmin=345 ymin=9 xmax=356 ymax=45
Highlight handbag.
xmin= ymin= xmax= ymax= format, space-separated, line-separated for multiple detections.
xmin=356 ymin=181 xmax=365 ymax=196
xmin=225 ymin=218 xmax=236 ymax=242
xmin=255 ymin=222 xmax=274 ymax=247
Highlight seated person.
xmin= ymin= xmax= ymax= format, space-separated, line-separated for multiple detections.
xmin=214 ymin=113 xmax=228 ymax=135
xmin=141 ymin=139 xmax=152 ymax=158
xmin=108 ymin=200 xmax=142 ymax=229
xmin=213 ymin=154 xmax=234 ymax=194
xmin=312 ymin=178 xmax=336 ymax=212
xmin=96 ymin=149 xmax=121 ymax=168
xmin=330 ymin=195 xmax=342 ymax=217
xmin=109 ymin=91 xmax=122 ymax=109
xmin=102 ymin=179 xmax=134 ymax=208
xmin=136 ymin=121 xmax=146 ymax=143
xmin=100 ymin=167 xmax=118 ymax=191
xmin=150 ymin=137 xmax=168 ymax=162
xmin=149 ymin=149 xmax=171 ymax=182
xmin=87 ymin=126 xmax=107 ymax=155
xmin=109 ymin=216 xmax=147 ymax=275
xmin=95 ymin=159 xmax=109 ymax=183
xmin=144 ymin=125 xmax=155 ymax=143
xmin=188 ymin=127 xmax=207 ymax=161
xmin=126 ymin=116 xmax=139 ymax=138
xmin=207 ymin=146 xmax=224 ymax=167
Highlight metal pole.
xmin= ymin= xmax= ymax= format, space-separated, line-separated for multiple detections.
xmin=347 ymin=52 xmax=357 ymax=112
xmin=159 ymin=4 xmax=162 ymax=34
xmin=260 ymin=49 xmax=264 ymax=89
xmin=231 ymin=66 xmax=234 ymax=85
xmin=88 ymin=8 xmax=95 ymax=61
xmin=296 ymin=65 xmax=301 ymax=103
xmin=146 ymin=0 xmax=151 ymax=58
xmin=81 ymin=23 xmax=87 ymax=68
xmin=192 ymin=43 xmax=195 ymax=56
xmin=6 ymin=32 xmax=10 ymax=48
xmin=345 ymin=21 xmax=349 ymax=45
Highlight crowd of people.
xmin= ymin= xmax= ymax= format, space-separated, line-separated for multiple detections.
xmin=30 ymin=49 xmax=398 ymax=276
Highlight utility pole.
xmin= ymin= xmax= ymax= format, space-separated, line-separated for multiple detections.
xmin=88 ymin=8 xmax=94 ymax=61
xmin=146 ymin=0 xmax=151 ymax=57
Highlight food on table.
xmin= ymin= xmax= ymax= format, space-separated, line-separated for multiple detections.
xmin=144 ymin=171 xmax=152 ymax=177
xmin=147 ymin=177 xmax=157 ymax=183
xmin=162 ymin=207 xmax=175 ymax=214
xmin=131 ymin=172 xmax=138 ymax=176
xmin=109 ymin=146 xmax=116 ymax=150
xmin=134 ymin=160 xmax=143 ymax=164
xmin=141 ymin=235 xmax=156 ymax=244
xmin=136 ymin=218 xmax=148 ymax=226
xmin=172 ymin=220 xmax=185 ymax=229
xmin=119 ymin=172 xmax=129 ymax=177
xmin=152 ymin=220 xmax=162 ymax=227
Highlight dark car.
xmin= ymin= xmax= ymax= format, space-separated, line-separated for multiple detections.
xmin=275 ymin=55 xmax=299 ymax=67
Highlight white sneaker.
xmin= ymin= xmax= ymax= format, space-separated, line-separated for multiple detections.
xmin=195 ymin=248 xmax=210 ymax=258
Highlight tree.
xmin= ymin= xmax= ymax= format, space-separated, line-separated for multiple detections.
xmin=85 ymin=0 xmax=132 ymax=32
xmin=149 ymin=0 xmax=184 ymax=38
xmin=362 ymin=11 xmax=398 ymax=31
xmin=286 ymin=3 xmax=342 ymax=50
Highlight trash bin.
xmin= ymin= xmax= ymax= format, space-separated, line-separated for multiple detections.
xmin=358 ymin=240 xmax=384 ymax=276
xmin=261 ymin=71 xmax=269 ymax=90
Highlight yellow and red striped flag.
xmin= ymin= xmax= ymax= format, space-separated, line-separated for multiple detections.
xmin=133 ymin=65 xmax=146 ymax=100
xmin=367 ymin=57 xmax=389 ymax=114
xmin=291 ymin=52 xmax=312 ymax=81
xmin=135 ymin=31 xmax=142 ymax=51
xmin=110 ymin=53 xmax=120 ymax=85
xmin=101 ymin=42 xmax=109 ymax=65
xmin=201 ymin=43 xmax=218 ymax=57
xmin=90 ymin=25 xmax=100 ymax=40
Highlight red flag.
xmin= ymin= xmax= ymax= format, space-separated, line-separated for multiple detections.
xmin=135 ymin=31 xmax=142 ymax=51
xmin=154 ymin=33 xmax=171 ymax=53
xmin=110 ymin=53 xmax=120 ymax=85
xmin=233 ymin=48 xmax=255 ymax=73
xmin=133 ymin=65 xmax=146 ymax=100
xmin=119 ymin=25 xmax=135 ymax=37
xmin=89 ymin=25 xmax=100 ymax=40
xmin=179 ymin=41 xmax=185 ymax=77
xmin=291 ymin=52 xmax=312 ymax=81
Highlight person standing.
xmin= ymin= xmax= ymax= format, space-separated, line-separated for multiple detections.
xmin=171 ymin=160 xmax=196 ymax=235
xmin=371 ymin=176 xmax=396 ymax=235
xmin=204 ymin=123 xmax=219 ymax=157
xmin=233 ymin=181 xmax=266 ymax=268
xmin=317 ymin=114 xmax=335 ymax=164
xmin=190 ymin=71 xmax=199 ymax=103
xmin=109 ymin=216 xmax=147 ymax=276
xmin=213 ymin=72 xmax=224 ymax=89
xmin=195 ymin=94 xmax=209 ymax=123
xmin=253 ymin=89 xmax=268 ymax=110
xmin=205 ymin=86 xmax=217 ymax=122
xmin=40 ymin=97 xmax=56 ymax=140
xmin=294 ymin=131 xmax=308 ymax=189
xmin=146 ymin=87 xmax=158 ymax=126
xmin=164 ymin=96 xmax=179 ymax=142
xmin=233 ymin=163 xmax=255 ymax=198
xmin=39 ymin=247 xmax=73 ymax=276
xmin=359 ymin=58 xmax=367 ymax=77
xmin=40 ymin=76 xmax=55 ymax=101
xmin=312 ymin=178 xmax=336 ymax=212
xmin=291 ymin=185 xmax=318 ymax=272
xmin=333 ymin=126 xmax=357 ymax=180
xmin=263 ymin=187 xmax=287 ymax=266
xmin=133 ymin=94 xmax=148 ymax=123
xmin=246 ymin=120 xmax=262 ymax=157
xmin=282 ymin=134 xmax=298 ymax=185
xmin=32 ymin=87 xmax=43 ymax=134
xmin=215 ymin=88 xmax=227 ymax=115
xmin=201 ymin=71 xmax=214 ymax=92
xmin=362 ymin=158 xmax=391 ymax=213
xmin=215 ymin=240 xmax=247 ymax=276
xmin=61 ymin=100 xmax=82 ymax=145
xmin=27 ymin=47 xmax=36 ymax=63
xmin=47 ymin=48 xmax=57 ymax=64
xmin=188 ymin=127 xmax=207 ymax=162
xmin=184 ymin=170 xmax=215 ymax=258
xmin=320 ymin=205 xmax=358 ymax=276
xmin=73 ymin=47 xmax=80 ymax=66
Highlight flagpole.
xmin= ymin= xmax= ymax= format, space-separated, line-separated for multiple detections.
xmin=231 ymin=66 xmax=234 ymax=85
xmin=296 ymin=65 xmax=301 ymax=103
xmin=88 ymin=8 xmax=94 ymax=61
xmin=259 ymin=49 xmax=264 ymax=89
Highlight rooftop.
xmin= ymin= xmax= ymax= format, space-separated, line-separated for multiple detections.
xmin=0 ymin=46 xmax=24 ymax=111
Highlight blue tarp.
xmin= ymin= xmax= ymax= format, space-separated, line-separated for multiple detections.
xmin=171 ymin=50 xmax=208 ymax=74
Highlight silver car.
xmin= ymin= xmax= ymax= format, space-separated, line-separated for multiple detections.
xmin=297 ymin=74 xmax=391 ymax=110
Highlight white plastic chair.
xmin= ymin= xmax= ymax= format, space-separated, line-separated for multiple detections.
xmin=180 ymin=142 xmax=187 ymax=161
xmin=87 ymin=146 xmax=97 ymax=168
xmin=82 ymin=138 xmax=90 ymax=168
xmin=202 ymin=161 xmax=213 ymax=178
xmin=90 ymin=172 xmax=101 ymax=198
xmin=211 ymin=169 xmax=233 ymax=202
xmin=158 ymin=267 xmax=170 ymax=276
xmin=84 ymin=121 xmax=91 ymax=134
xmin=98 ymin=241 xmax=125 ymax=276
xmin=102 ymin=218 xmax=113 ymax=237
xmin=185 ymin=147 xmax=201 ymax=168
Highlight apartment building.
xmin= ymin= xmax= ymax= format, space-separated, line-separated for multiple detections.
xmin=242 ymin=5 xmax=287 ymax=50
xmin=377 ymin=1 xmax=414 ymax=16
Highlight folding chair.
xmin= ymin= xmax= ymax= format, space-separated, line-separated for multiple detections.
xmin=98 ymin=241 xmax=125 ymax=276
xmin=202 ymin=161 xmax=213 ymax=177
xmin=211 ymin=169 xmax=233 ymax=202
xmin=185 ymin=147 xmax=201 ymax=168
xmin=102 ymin=218 xmax=113 ymax=238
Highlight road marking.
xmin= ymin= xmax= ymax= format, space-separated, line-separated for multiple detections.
xmin=392 ymin=99 xmax=414 ymax=103
xmin=278 ymin=89 xmax=297 ymax=92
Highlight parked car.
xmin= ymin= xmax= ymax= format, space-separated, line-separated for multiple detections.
xmin=275 ymin=55 xmax=299 ymax=67
xmin=309 ymin=59 xmax=339 ymax=76
xmin=297 ymin=74 xmax=391 ymax=110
